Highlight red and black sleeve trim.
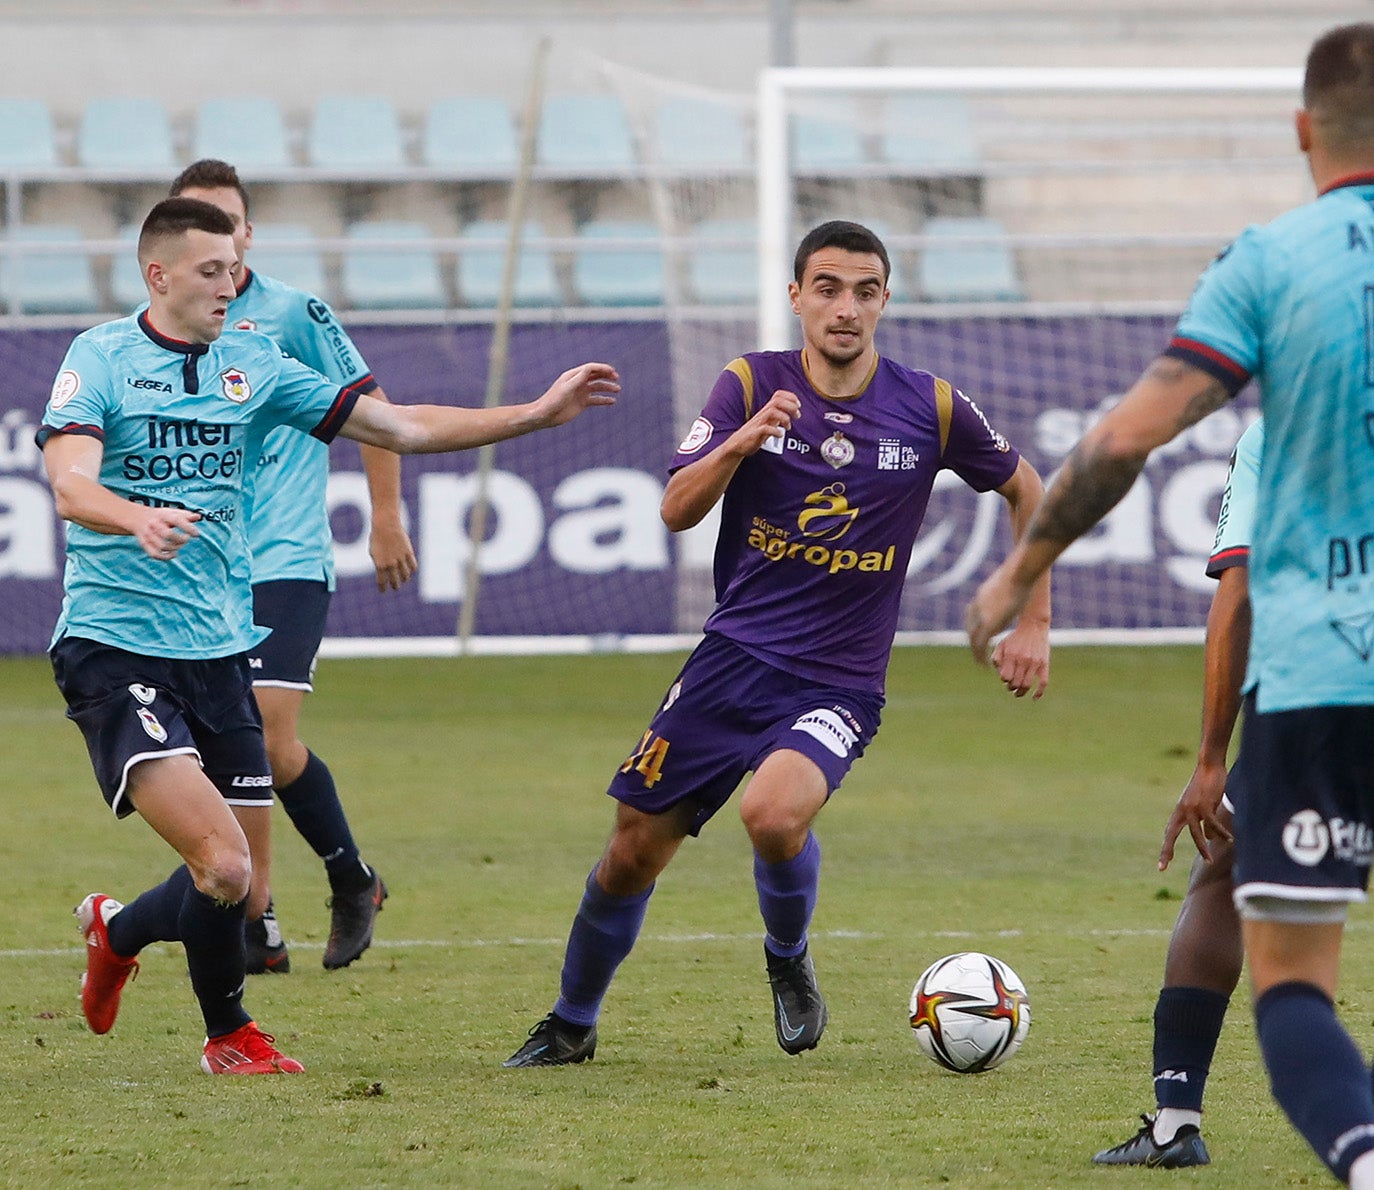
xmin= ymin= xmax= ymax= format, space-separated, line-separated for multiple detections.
xmin=1205 ymin=544 xmax=1249 ymax=579
xmin=310 ymin=386 xmax=363 ymax=443
xmin=1162 ymin=337 xmax=1251 ymax=397
xmin=35 ymin=422 xmax=105 ymax=448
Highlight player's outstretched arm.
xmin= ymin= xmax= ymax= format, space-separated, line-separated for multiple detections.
xmin=43 ymin=433 xmax=201 ymax=560
xmin=661 ymin=390 xmax=801 ymax=532
xmin=989 ymin=456 xmax=1051 ymax=700
xmin=966 ymin=358 xmax=1230 ymax=663
xmin=1159 ymin=563 xmax=1249 ymax=870
xmin=338 ymin=362 xmax=620 ymax=455
xmin=355 ymin=383 xmax=418 ymax=592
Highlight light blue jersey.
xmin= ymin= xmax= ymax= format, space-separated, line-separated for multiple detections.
xmin=1206 ymin=417 xmax=1263 ymax=695
xmin=1166 ymin=174 xmax=1374 ymax=713
xmin=38 ymin=312 xmax=360 ymax=659
xmin=230 ymin=269 xmax=377 ymax=587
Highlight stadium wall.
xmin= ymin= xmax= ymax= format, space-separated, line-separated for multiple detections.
xmin=2 ymin=315 xmax=1254 ymax=655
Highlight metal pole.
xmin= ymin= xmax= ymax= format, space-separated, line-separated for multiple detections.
xmin=769 ymin=0 xmax=796 ymax=69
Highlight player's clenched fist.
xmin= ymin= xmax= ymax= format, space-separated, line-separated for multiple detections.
xmin=729 ymin=389 xmax=802 ymax=457
xmin=133 ymin=506 xmax=202 ymax=562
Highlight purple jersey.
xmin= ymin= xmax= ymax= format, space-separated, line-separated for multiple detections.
xmin=672 ymin=350 xmax=1019 ymax=692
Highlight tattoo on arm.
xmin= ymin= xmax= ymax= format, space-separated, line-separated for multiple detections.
xmin=1030 ymin=434 xmax=1143 ymax=546
xmin=1142 ymin=360 xmax=1231 ymax=434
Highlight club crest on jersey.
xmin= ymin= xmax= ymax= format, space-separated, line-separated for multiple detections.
xmin=50 ymin=369 xmax=81 ymax=410
xmin=220 ymin=368 xmax=252 ymax=404
xmin=820 ymin=431 xmax=854 ymax=469
xmin=128 ymin=683 xmax=156 ymax=705
xmin=136 ymin=707 xmax=168 ymax=743
xmin=677 ymin=416 xmax=713 ymax=454
xmin=233 ymin=318 xmax=257 ymax=332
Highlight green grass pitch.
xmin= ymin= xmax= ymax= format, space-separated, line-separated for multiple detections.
xmin=1 ymin=645 xmax=1367 ymax=1187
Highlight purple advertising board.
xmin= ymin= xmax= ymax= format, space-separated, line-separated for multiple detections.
xmin=0 ymin=314 xmax=1254 ymax=655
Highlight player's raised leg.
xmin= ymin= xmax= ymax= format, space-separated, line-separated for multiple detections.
xmin=742 ymin=748 xmax=830 ymax=1055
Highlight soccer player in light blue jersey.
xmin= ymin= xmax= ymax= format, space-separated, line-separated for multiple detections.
xmin=1093 ymin=418 xmax=1261 ymax=1169
xmin=170 ymin=159 xmax=411 ymax=975
xmin=42 ymin=197 xmax=618 ymax=1075
xmin=504 ymin=221 xmax=1051 ymax=1068
xmin=968 ymin=24 xmax=1374 ymax=1186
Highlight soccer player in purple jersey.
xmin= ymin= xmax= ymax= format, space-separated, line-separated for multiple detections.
xmin=504 ymin=220 xmax=1051 ymax=1067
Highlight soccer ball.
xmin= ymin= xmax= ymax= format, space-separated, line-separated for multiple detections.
xmin=909 ymin=951 xmax=1030 ymax=1073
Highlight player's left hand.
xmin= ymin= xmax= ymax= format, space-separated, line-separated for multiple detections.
xmin=966 ymin=562 xmax=1032 ymax=666
xmin=991 ymin=618 xmax=1050 ymax=699
xmin=370 ymin=516 xmax=417 ymax=591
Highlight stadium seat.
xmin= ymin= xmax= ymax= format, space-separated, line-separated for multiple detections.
xmin=687 ymin=219 xmax=756 ymax=305
xmin=109 ymin=224 xmax=146 ymax=312
xmin=77 ymin=98 xmax=176 ymax=170
xmin=918 ymin=217 xmax=1023 ymax=302
xmin=248 ymin=223 xmax=328 ymax=297
xmin=194 ymin=97 xmax=292 ymax=169
xmin=652 ymin=96 xmax=750 ymax=170
xmin=341 ymin=221 xmax=446 ymax=309
xmin=424 ymin=97 xmax=519 ymax=173
xmin=572 ymin=220 xmax=664 ymax=306
xmin=0 ymin=98 xmax=58 ymax=168
xmin=309 ymin=97 xmax=405 ymax=169
xmin=0 ymin=225 xmax=101 ymax=314
xmin=792 ymin=101 xmax=866 ymax=171
xmin=538 ymin=95 xmax=637 ymax=171
xmin=456 ymin=220 xmax=560 ymax=307
xmin=879 ymin=93 xmax=981 ymax=174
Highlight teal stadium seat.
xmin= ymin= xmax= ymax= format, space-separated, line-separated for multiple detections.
xmin=0 ymin=98 xmax=58 ymax=167
xmin=792 ymin=101 xmax=865 ymax=171
xmin=109 ymin=225 xmax=146 ymax=312
xmin=424 ymin=97 xmax=518 ymax=173
xmin=309 ymin=97 xmax=405 ymax=169
xmin=879 ymin=93 xmax=980 ymax=174
xmin=687 ymin=219 xmax=757 ymax=305
xmin=456 ymin=220 xmax=560 ymax=307
xmin=573 ymin=220 xmax=663 ymax=306
xmin=652 ymin=96 xmax=749 ymax=170
xmin=538 ymin=95 xmax=636 ymax=171
xmin=341 ymin=221 xmax=446 ymax=310
xmin=77 ymin=98 xmax=176 ymax=169
xmin=0 ymin=225 xmax=101 ymax=314
xmin=194 ymin=98 xmax=292 ymax=169
xmin=918 ymin=217 xmax=1023 ymax=302
xmin=248 ymin=224 xmax=328 ymax=297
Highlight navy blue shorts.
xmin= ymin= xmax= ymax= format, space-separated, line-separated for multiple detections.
xmin=51 ymin=636 xmax=272 ymax=819
xmin=606 ymin=632 xmax=884 ymax=836
xmin=1232 ymin=691 xmax=1374 ymax=914
xmin=248 ymin=579 xmax=331 ymax=690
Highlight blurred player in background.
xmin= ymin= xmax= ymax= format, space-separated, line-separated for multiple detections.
xmin=504 ymin=220 xmax=1051 ymax=1068
xmin=170 ymin=160 xmax=413 ymax=974
xmin=1093 ymin=418 xmax=1261 ymax=1169
xmin=42 ymin=197 xmax=618 ymax=1074
xmin=967 ymin=24 xmax=1374 ymax=1186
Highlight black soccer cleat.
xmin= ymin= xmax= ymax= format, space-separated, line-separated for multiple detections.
xmin=244 ymin=910 xmax=291 ymax=975
xmin=765 ymin=943 xmax=828 ymax=1055
xmin=323 ymin=870 xmax=387 ymax=970
xmin=502 ymin=1014 xmax=598 ymax=1068
xmin=1092 ymin=1114 xmax=1211 ymax=1168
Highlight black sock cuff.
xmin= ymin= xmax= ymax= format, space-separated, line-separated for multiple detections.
xmin=1156 ymin=985 xmax=1231 ymax=1034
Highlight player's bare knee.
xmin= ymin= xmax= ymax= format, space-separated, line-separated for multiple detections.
xmin=190 ymin=847 xmax=253 ymax=905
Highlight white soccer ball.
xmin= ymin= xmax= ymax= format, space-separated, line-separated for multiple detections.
xmin=909 ymin=951 xmax=1031 ymax=1073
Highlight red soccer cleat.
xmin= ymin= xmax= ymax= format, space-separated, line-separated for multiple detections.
xmin=75 ymin=893 xmax=139 ymax=1035
xmin=200 ymin=1022 xmax=305 ymax=1075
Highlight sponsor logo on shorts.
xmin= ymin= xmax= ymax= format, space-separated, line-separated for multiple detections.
xmin=231 ymin=775 xmax=274 ymax=788
xmin=50 ymin=370 xmax=81 ymax=410
xmin=791 ymin=707 xmax=859 ymax=758
xmin=136 ymin=707 xmax=168 ymax=743
xmin=128 ymin=683 xmax=156 ymax=705
xmin=1282 ymin=809 xmax=1374 ymax=868
xmin=248 ymin=657 xmax=263 ymax=669
xmin=661 ymin=680 xmax=682 ymax=713
xmin=677 ymin=417 xmax=713 ymax=454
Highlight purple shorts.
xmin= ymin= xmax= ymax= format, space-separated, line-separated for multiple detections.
xmin=606 ymin=632 xmax=883 ymax=835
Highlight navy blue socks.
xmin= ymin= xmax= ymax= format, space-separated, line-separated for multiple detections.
xmin=1153 ymin=985 xmax=1230 ymax=1111
xmin=275 ymin=750 xmax=369 ymax=890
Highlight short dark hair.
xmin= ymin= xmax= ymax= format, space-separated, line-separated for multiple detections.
xmin=137 ymin=197 xmax=237 ymax=265
xmin=1304 ymin=23 xmax=1374 ymax=148
xmin=793 ymin=220 xmax=890 ymax=284
xmin=169 ymin=158 xmax=251 ymax=217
